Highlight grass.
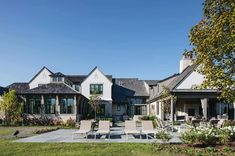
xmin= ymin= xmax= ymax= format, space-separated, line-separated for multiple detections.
xmin=0 ymin=126 xmax=59 ymax=139
xmin=0 ymin=126 xmax=173 ymax=156
xmin=0 ymin=141 xmax=172 ymax=156
xmin=1 ymin=126 xmax=234 ymax=156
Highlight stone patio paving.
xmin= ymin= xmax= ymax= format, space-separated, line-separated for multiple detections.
xmin=15 ymin=127 xmax=182 ymax=143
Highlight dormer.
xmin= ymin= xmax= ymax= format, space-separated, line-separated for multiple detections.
xmin=50 ymin=72 xmax=65 ymax=83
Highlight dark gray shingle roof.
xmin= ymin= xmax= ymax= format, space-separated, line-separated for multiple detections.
xmin=66 ymin=75 xmax=87 ymax=84
xmin=7 ymin=83 xmax=29 ymax=94
xmin=50 ymin=72 xmax=65 ymax=77
xmin=147 ymin=64 xmax=197 ymax=103
xmin=168 ymin=64 xmax=197 ymax=90
xmin=144 ymin=80 xmax=159 ymax=86
xmin=66 ymin=75 xmax=112 ymax=84
xmin=112 ymin=78 xmax=149 ymax=103
xmin=24 ymin=83 xmax=79 ymax=94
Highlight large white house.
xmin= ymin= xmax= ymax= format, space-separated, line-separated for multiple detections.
xmin=6 ymin=55 xmax=235 ymax=121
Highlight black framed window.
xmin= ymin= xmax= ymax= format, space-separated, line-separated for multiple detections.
xmin=60 ymin=97 xmax=74 ymax=114
xmin=52 ymin=77 xmax=63 ymax=82
xmin=45 ymin=97 xmax=56 ymax=114
xmin=28 ymin=98 xmax=41 ymax=114
xmin=90 ymin=84 xmax=103 ymax=94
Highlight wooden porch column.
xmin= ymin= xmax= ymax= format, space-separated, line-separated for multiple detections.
xmin=170 ymin=96 xmax=174 ymax=122
xmin=201 ymin=98 xmax=208 ymax=120
xmin=74 ymin=95 xmax=77 ymax=115
xmin=155 ymin=102 xmax=157 ymax=116
xmin=41 ymin=95 xmax=45 ymax=115
xmin=56 ymin=95 xmax=60 ymax=114
xmin=159 ymin=100 xmax=164 ymax=120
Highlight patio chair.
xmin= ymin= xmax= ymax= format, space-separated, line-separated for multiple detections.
xmin=124 ymin=121 xmax=141 ymax=140
xmin=141 ymin=121 xmax=159 ymax=139
xmin=73 ymin=120 xmax=92 ymax=139
xmin=95 ymin=121 xmax=111 ymax=139
xmin=217 ymin=119 xmax=226 ymax=128
xmin=155 ymin=118 xmax=171 ymax=131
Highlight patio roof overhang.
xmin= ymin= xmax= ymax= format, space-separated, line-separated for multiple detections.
xmin=171 ymin=89 xmax=219 ymax=99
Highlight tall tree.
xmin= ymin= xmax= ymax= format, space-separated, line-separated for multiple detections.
xmin=0 ymin=90 xmax=23 ymax=125
xmin=190 ymin=0 xmax=235 ymax=103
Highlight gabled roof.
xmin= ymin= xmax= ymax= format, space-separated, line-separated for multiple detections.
xmin=81 ymin=66 xmax=113 ymax=84
xmin=29 ymin=66 xmax=53 ymax=83
xmin=147 ymin=65 xmax=197 ymax=103
xmin=168 ymin=64 xmax=197 ymax=91
xmin=0 ymin=86 xmax=8 ymax=95
xmin=112 ymin=78 xmax=149 ymax=103
xmin=7 ymin=83 xmax=29 ymax=94
xmin=23 ymin=83 xmax=79 ymax=94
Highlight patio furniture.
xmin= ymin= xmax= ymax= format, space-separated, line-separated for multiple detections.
xmin=217 ymin=119 xmax=226 ymax=128
xmin=73 ymin=120 xmax=92 ymax=139
xmin=95 ymin=121 xmax=111 ymax=139
xmin=191 ymin=119 xmax=201 ymax=128
xmin=141 ymin=121 xmax=158 ymax=139
xmin=209 ymin=118 xmax=219 ymax=128
xmin=124 ymin=121 xmax=141 ymax=140
xmin=155 ymin=118 xmax=172 ymax=131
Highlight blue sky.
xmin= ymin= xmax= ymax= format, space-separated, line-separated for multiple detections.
xmin=0 ymin=0 xmax=203 ymax=87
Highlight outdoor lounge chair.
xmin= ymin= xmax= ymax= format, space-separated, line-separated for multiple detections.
xmin=95 ymin=121 xmax=111 ymax=139
xmin=73 ymin=120 xmax=92 ymax=139
xmin=217 ymin=119 xmax=226 ymax=128
xmin=124 ymin=121 xmax=141 ymax=140
xmin=155 ymin=118 xmax=172 ymax=131
xmin=141 ymin=121 xmax=158 ymax=139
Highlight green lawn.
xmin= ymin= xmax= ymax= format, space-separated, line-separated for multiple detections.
xmin=0 ymin=126 xmax=172 ymax=156
xmin=0 ymin=141 xmax=172 ymax=156
xmin=0 ymin=126 xmax=58 ymax=139
xmin=0 ymin=126 xmax=234 ymax=156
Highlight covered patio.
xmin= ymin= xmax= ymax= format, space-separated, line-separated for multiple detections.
xmin=172 ymin=90 xmax=235 ymax=121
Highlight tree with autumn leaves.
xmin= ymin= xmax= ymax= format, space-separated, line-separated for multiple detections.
xmin=189 ymin=0 xmax=235 ymax=103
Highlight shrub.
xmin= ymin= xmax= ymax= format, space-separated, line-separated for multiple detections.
xmin=34 ymin=127 xmax=60 ymax=134
xmin=64 ymin=117 xmax=76 ymax=128
xmin=180 ymin=129 xmax=198 ymax=145
xmin=180 ymin=128 xmax=235 ymax=146
xmin=156 ymin=131 xmax=172 ymax=142
xmin=224 ymin=120 xmax=235 ymax=127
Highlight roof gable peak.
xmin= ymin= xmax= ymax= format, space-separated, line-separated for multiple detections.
xmin=29 ymin=66 xmax=53 ymax=83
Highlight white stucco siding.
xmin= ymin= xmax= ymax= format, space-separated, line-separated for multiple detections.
xmin=29 ymin=68 xmax=52 ymax=89
xmin=176 ymin=71 xmax=205 ymax=89
xmin=81 ymin=68 xmax=112 ymax=101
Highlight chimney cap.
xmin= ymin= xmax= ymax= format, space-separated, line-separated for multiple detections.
xmin=182 ymin=50 xmax=193 ymax=59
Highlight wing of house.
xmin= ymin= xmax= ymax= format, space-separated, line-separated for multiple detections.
xmin=147 ymin=54 xmax=234 ymax=121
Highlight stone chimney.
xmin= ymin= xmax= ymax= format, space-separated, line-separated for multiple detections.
xmin=179 ymin=51 xmax=193 ymax=73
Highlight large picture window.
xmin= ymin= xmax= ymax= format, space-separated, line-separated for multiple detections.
xmin=90 ymin=84 xmax=103 ymax=94
xmin=28 ymin=98 xmax=41 ymax=114
xmin=60 ymin=97 xmax=74 ymax=114
xmin=45 ymin=97 xmax=56 ymax=114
